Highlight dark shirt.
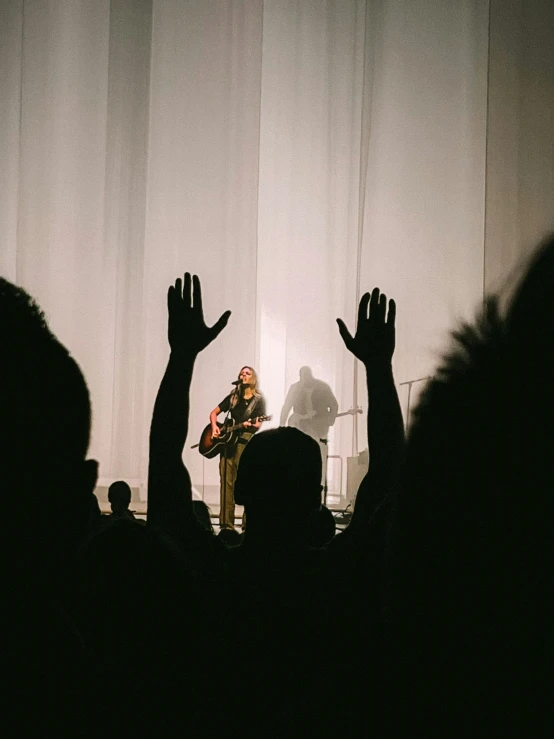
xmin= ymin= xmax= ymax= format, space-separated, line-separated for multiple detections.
xmin=219 ymin=392 xmax=266 ymax=424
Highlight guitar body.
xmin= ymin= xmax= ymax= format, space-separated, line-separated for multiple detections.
xmin=197 ymin=415 xmax=272 ymax=458
xmin=198 ymin=422 xmax=237 ymax=459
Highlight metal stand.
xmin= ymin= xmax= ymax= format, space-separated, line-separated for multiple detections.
xmin=327 ymin=454 xmax=343 ymax=504
xmin=320 ymin=438 xmax=345 ymax=507
xmin=320 ymin=437 xmax=329 ymax=506
xmin=221 ymin=408 xmax=232 ymax=529
xmin=398 ymin=375 xmax=432 ymax=430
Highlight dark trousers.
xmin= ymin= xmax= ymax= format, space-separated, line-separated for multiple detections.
xmin=219 ymin=436 xmax=250 ymax=529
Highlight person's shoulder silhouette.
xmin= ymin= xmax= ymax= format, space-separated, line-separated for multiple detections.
xmin=0 ymin=277 xmax=97 ymax=574
xmin=0 ymin=277 xmax=136 ymax=733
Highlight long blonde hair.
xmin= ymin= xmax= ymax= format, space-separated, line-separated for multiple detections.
xmin=230 ymin=366 xmax=262 ymax=408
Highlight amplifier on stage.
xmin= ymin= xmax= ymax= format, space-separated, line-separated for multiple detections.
xmin=346 ymin=448 xmax=369 ymax=505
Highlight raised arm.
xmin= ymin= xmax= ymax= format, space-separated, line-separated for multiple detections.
xmin=147 ymin=273 xmax=231 ymax=534
xmin=337 ymin=288 xmax=404 ymax=529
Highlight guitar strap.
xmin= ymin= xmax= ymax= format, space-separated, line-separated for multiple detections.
xmin=244 ymin=395 xmax=258 ymax=421
xmin=234 ymin=396 xmax=259 ymax=446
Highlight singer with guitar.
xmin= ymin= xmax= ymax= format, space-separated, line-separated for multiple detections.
xmin=209 ymin=366 xmax=266 ymax=530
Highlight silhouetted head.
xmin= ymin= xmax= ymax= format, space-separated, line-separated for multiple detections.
xmin=0 ymin=277 xmax=97 ymax=567
xmin=217 ymin=528 xmax=242 ymax=547
xmin=393 ymin=232 xmax=554 ymax=641
xmin=299 ymin=366 xmax=313 ymax=382
xmin=388 ymin=234 xmax=554 ymax=739
xmin=235 ymin=427 xmax=322 ymax=536
xmin=505 ymin=232 xmax=554 ymax=362
xmin=308 ymin=505 xmax=336 ymax=548
xmin=192 ymin=500 xmax=214 ymax=533
xmin=108 ymin=481 xmax=132 ymax=513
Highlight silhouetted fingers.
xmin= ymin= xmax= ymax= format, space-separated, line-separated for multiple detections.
xmin=337 ymin=318 xmax=354 ymax=351
xmin=174 ymin=277 xmax=182 ymax=302
xmin=369 ymin=287 xmax=380 ymax=322
xmin=209 ymin=310 xmax=232 ymax=340
xmin=387 ymin=298 xmax=396 ymax=327
xmin=167 ymin=285 xmax=175 ymax=312
xmin=192 ymin=274 xmax=203 ymax=316
xmin=357 ymin=293 xmax=371 ymax=330
xmin=183 ymin=273 xmax=192 ymax=309
xmin=377 ymin=292 xmax=387 ymax=323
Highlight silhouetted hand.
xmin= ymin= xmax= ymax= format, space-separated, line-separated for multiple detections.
xmin=337 ymin=288 xmax=396 ymax=367
xmin=167 ymin=273 xmax=231 ymax=357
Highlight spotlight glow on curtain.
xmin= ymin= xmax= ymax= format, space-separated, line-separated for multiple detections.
xmin=1 ymin=0 xmax=553 ymax=497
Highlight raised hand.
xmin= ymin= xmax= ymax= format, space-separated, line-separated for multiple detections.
xmin=167 ymin=273 xmax=231 ymax=357
xmin=337 ymin=287 xmax=396 ymax=367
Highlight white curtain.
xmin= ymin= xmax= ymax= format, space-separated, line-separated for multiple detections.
xmin=1 ymin=0 xmax=553 ymax=498
xmin=484 ymin=0 xmax=554 ymax=294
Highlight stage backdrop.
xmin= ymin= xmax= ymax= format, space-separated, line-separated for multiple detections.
xmin=1 ymin=0 xmax=553 ymax=499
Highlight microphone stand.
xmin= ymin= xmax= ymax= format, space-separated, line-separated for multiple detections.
xmin=222 ymin=410 xmax=231 ymax=530
xmin=219 ymin=382 xmax=244 ymax=529
xmin=221 ymin=384 xmax=239 ymax=530
xmin=398 ymin=376 xmax=432 ymax=430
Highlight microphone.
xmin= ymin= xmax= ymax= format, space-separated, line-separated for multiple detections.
xmin=231 ymin=380 xmax=242 ymax=386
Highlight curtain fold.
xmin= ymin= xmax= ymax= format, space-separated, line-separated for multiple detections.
xmin=484 ymin=0 xmax=554 ymax=296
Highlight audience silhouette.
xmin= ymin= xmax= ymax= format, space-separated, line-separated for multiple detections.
xmin=0 ymin=278 xmax=131 ymax=734
xmin=308 ymin=504 xmax=336 ymax=547
xmin=107 ymin=480 xmax=137 ymax=521
xmin=2 ymin=232 xmax=553 ymax=736
xmin=192 ymin=498 xmax=215 ymax=533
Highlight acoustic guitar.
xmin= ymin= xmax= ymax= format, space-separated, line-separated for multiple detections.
xmin=197 ymin=415 xmax=272 ymax=459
